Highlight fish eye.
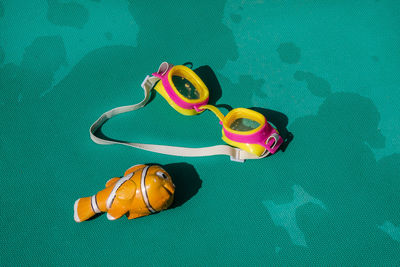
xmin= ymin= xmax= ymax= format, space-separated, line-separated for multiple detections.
xmin=156 ymin=171 xmax=168 ymax=179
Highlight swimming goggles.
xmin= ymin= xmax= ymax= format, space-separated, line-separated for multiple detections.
xmin=90 ymin=62 xmax=283 ymax=162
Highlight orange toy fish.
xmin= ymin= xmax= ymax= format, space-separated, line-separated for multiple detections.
xmin=74 ymin=164 xmax=175 ymax=222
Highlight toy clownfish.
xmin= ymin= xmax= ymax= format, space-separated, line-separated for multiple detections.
xmin=74 ymin=164 xmax=175 ymax=222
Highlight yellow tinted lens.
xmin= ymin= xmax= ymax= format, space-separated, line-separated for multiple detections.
xmin=171 ymin=75 xmax=200 ymax=100
xmin=223 ymin=108 xmax=266 ymax=135
xmin=229 ymin=118 xmax=260 ymax=132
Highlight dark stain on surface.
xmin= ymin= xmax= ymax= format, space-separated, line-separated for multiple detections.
xmin=0 ymin=46 xmax=4 ymax=64
xmin=0 ymin=1 xmax=4 ymax=17
xmin=277 ymin=42 xmax=301 ymax=64
xmin=0 ymin=36 xmax=66 ymax=102
xmin=0 ymin=63 xmax=18 ymax=104
xmin=262 ymin=92 xmax=399 ymax=264
xmin=193 ymin=65 xmax=222 ymax=105
xmin=47 ymin=0 xmax=89 ymax=29
xmin=317 ymin=92 xmax=384 ymax=148
xmin=371 ymin=56 xmax=379 ymax=62
xmin=218 ymin=74 xmax=267 ymax=107
xmin=126 ymin=0 xmax=238 ymax=70
xmin=104 ymin=32 xmax=113 ymax=41
xmin=230 ymin=13 xmax=242 ymax=23
xmin=294 ymin=71 xmax=331 ymax=97
xmin=377 ymin=153 xmax=400 ymax=186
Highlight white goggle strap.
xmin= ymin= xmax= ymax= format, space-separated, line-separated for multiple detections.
xmin=89 ymin=75 xmax=269 ymax=162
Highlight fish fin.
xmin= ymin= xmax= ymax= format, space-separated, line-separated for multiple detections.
xmin=106 ymin=213 xmax=118 ymax=221
xmin=106 ymin=199 xmax=131 ymax=221
xmin=74 ymin=197 xmax=96 ymax=223
xmin=106 ymin=180 xmax=137 ymax=221
xmin=115 ymin=179 xmax=137 ymax=200
xmin=124 ymin=164 xmax=146 ymax=176
xmin=127 ymin=211 xmax=148 ymax=219
xmin=105 ymin=177 xmax=120 ymax=188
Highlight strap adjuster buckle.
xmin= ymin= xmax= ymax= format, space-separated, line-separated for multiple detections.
xmin=141 ymin=75 xmax=153 ymax=90
xmin=230 ymin=149 xmax=245 ymax=163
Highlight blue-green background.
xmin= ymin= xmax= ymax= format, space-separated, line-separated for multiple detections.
xmin=1 ymin=0 xmax=399 ymax=265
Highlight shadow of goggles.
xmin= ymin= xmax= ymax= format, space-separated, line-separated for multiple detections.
xmin=90 ymin=62 xmax=283 ymax=162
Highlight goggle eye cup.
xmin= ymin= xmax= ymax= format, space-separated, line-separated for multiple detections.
xmin=153 ymin=65 xmax=210 ymax=115
xmin=221 ymin=108 xmax=282 ymax=156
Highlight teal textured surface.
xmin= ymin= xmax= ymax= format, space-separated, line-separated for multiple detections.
xmin=1 ymin=0 xmax=399 ymax=265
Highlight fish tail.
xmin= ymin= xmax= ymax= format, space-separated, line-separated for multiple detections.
xmin=74 ymin=195 xmax=101 ymax=223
